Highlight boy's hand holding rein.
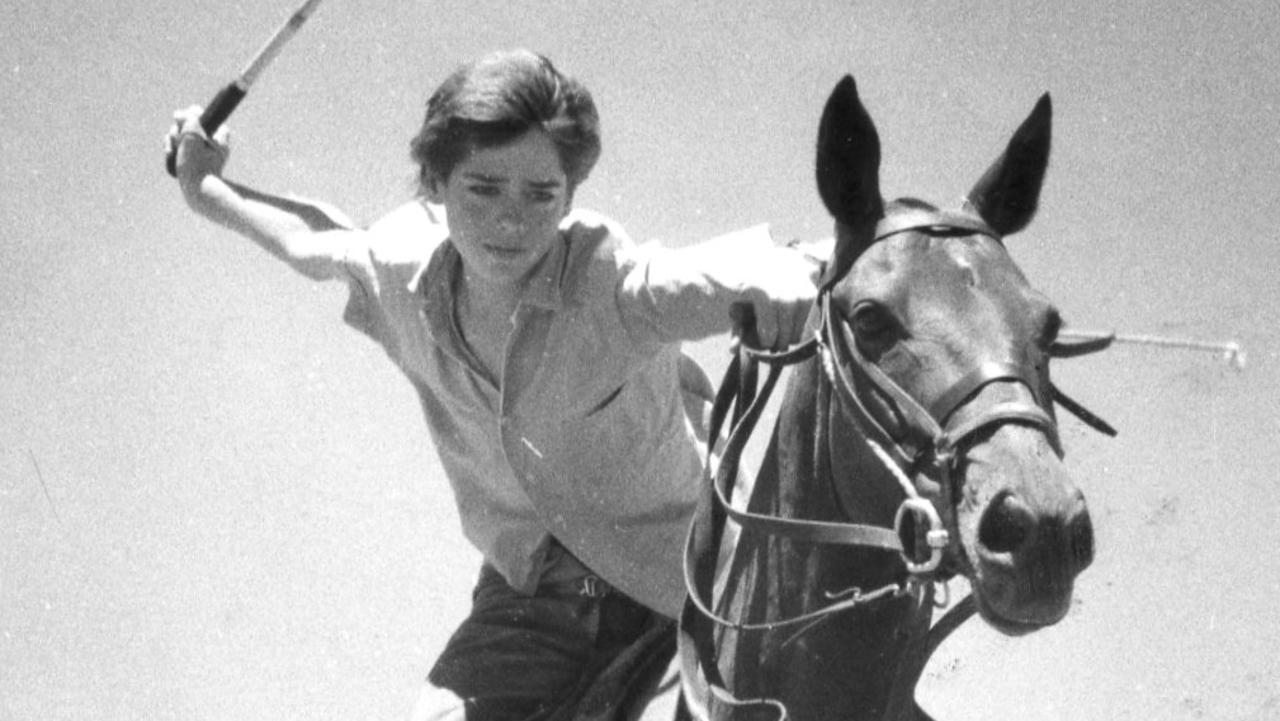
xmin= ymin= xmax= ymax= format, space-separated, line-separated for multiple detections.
xmin=737 ymin=247 xmax=821 ymax=351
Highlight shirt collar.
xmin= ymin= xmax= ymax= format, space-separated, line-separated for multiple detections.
xmin=409 ymin=227 xmax=570 ymax=312
xmin=517 ymin=233 xmax=568 ymax=310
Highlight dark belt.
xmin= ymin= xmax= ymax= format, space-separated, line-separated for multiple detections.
xmin=539 ymin=538 xmax=613 ymax=599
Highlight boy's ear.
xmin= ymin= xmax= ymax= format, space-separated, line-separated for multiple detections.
xmin=423 ymin=173 xmax=446 ymax=203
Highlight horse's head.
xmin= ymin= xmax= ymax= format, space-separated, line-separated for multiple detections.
xmin=814 ymin=76 xmax=1093 ymax=634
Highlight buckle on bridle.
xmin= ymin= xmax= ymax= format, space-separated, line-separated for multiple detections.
xmin=894 ymin=498 xmax=948 ymax=575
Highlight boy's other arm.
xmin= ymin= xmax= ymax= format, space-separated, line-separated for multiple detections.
xmin=169 ymin=106 xmax=354 ymax=281
xmin=620 ymin=226 xmax=820 ymax=349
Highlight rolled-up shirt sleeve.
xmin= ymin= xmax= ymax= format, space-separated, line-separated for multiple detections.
xmin=616 ymin=224 xmax=820 ymax=344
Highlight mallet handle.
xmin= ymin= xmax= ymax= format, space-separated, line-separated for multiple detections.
xmin=166 ymin=0 xmax=325 ymax=176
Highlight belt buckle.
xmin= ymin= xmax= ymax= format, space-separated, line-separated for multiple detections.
xmin=579 ymin=575 xmax=608 ymax=599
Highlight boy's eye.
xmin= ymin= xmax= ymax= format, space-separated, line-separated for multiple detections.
xmin=468 ymin=184 xmax=500 ymax=197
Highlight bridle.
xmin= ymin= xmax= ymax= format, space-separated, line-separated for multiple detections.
xmin=678 ymin=214 xmax=1116 ymax=721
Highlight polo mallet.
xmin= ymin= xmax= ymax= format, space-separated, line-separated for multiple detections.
xmin=165 ymin=0 xmax=327 ymax=176
xmin=1059 ymin=329 xmax=1247 ymax=370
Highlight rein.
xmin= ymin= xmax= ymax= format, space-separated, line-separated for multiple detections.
xmin=678 ymin=219 xmax=1117 ymax=721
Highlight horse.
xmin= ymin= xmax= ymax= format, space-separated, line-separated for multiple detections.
xmin=673 ymin=74 xmax=1115 ymax=721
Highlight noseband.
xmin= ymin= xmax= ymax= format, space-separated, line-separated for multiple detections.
xmin=679 ymin=216 xmax=1116 ymax=720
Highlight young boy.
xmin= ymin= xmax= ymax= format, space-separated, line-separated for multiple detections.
xmin=168 ymin=49 xmax=817 ymax=720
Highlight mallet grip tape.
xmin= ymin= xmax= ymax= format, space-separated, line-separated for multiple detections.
xmin=199 ymin=82 xmax=248 ymax=135
xmin=166 ymin=83 xmax=246 ymax=177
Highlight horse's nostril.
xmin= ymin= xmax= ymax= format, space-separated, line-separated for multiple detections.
xmin=979 ymin=492 xmax=1035 ymax=554
xmin=1069 ymin=511 xmax=1095 ymax=568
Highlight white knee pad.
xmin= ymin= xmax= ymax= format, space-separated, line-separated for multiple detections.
xmin=408 ymin=683 xmax=466 ymax=721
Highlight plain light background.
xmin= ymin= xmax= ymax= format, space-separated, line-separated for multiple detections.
xmin=2 ymin=1 xmax=1277 ymax=719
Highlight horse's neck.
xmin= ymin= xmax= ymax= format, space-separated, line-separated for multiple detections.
xmin=716 ymin=358 xmax=931 ymax=721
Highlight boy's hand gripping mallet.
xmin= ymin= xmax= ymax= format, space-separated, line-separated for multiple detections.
xmin=166 ymin=0 xmax=326 ymax=176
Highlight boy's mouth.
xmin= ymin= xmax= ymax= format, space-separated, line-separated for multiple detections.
xmin=482 ymin=244 xmax=526 ymax=258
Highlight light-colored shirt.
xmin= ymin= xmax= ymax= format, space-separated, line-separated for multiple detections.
xmin=338 ymin=200 xmax=810 ymax=618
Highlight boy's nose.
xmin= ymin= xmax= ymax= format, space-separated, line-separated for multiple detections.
xmin=498 ymin=216 xmax=524 ymax=233
xmin=495 ymin=206 xmax=528 ymax=234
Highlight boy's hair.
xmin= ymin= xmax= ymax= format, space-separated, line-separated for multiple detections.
xmin=410 ymin=50 xmax=602 ymax=195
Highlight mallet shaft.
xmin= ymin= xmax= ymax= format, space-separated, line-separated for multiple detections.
xmin=166 ymin=0 xmax=326 ymax=175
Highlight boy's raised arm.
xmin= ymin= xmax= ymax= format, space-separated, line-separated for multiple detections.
xmin=168 ymin=106 xmax=355 ymax=281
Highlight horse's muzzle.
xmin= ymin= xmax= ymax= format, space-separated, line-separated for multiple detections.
xmin=962 ymin=425 xmax=1095 ymax=632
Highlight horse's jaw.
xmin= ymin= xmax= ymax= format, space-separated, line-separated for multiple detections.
xmin=953 ymin=422 xmax=1094 ymax=635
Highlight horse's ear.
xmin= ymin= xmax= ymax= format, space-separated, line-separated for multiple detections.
xmin=816 ymin=75 xmax=883 ymax=229
xmin=965 ymin=93 xmax=1052 ymax=236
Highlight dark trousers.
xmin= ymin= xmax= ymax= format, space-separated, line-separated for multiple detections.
xmin=429 ymin=548 xmax=661 ymax=721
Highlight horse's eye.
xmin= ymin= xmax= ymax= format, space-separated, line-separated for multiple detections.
xmin=851 ymin=302 xmax=896 ymax=341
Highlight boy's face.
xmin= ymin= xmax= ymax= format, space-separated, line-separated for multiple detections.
xmin=428 ymin=129 xmax=571 ymax=286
